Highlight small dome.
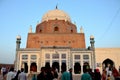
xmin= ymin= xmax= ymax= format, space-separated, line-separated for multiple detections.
xmin=16 ymin=35 xmax=21 ymax=40
xmin=90 ymin=35 xmax=94 ymax=39
xmin=41 ymin=9 xmax=71 ymax=22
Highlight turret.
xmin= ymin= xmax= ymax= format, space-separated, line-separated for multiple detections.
xmin=80 ymin=26 xmax=84 ymax=33
xmin=29 ymin=25 xmax=32 ymax=33
xmin=16 ymin=35 xmax=21 ymax=49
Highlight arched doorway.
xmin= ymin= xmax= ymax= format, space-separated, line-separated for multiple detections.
xmin=61 ymin=63 xmax=66 ymax=72
xmin=45 ymin=62 xmax=50 ymax=69
xmin=30 ymin=62 xmax=37 ymax=72
xmin=39 ymin=29 xmax=42 ymax=33
xmin=71 ymin=29 xmax=73 ymax=33
xmin=102 ymin=58 xmax=114 ymax=69
xmin=83 ymin=62 xmax=90 ymax=72
xmin=24 ymin=62 xmax=28 ymax=73
xmin=74 ymin=62 xmax=81 ymax=74
xmin=52 ymin=62 xmax=59 ymax=72
xmin=54 ymin=26 xmax=59 ymax=31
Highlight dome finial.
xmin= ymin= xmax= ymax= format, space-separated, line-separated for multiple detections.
xmin=56 ymin=4 xmax=58 ymax=9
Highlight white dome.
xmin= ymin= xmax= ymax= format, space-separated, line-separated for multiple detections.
xmin=90 ymin=35 xmax=94 ymax=39
xmin=41 ymin=9 xmax=71 ymax=22
xmin=16 ymin=35 xmax=21 ymax=40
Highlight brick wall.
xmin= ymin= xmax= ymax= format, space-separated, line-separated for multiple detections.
xmin=26 ymin=20 xmax=86 ymax=48
xmin=26 ymin=33 xmax=86 ymax=48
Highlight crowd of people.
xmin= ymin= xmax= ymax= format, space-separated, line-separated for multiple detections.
xmin=0 ymin=63 xmax=72 ymax=80
xmin=81 ymin=66 xmax=120 ymax=80
xmin=0 ymin=65 xmax=120 ymax=80
xmin=0 ymin=67 xmax=27 ymax=80
xmin=36 ymin=63 xmax=72 ymax=80
xmin=101 ymin=66 xmax=120 ymax=80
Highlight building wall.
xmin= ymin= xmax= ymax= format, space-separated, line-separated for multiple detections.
xmin=26 ymin=33 xmax=86 ymax=48
xmin=95 ymin=48 xmax=120 ymax=73
xmin=41 ymin=48 xmax=71 ymax=72
xmin=15 ymin=48 xmax=93 ymax=74
xmin=15 ymin=49 xmax=41 ymax=73
xmin=27 ymin=19 xmax=86 ymax=48
xmin=0 ymin=64 xmax=14 ymax=69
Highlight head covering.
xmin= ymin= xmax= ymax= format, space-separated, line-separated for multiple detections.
xmin=96 ymin=68 xmax=99 ymax=72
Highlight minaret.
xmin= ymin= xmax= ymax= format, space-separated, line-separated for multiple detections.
xmin=29 ymin=25 xmax=32 ymax=33
xmin=16 ymin=35 xmax=21 ymax=49
xmin=90 ymin=35 xmax=95 ymax=49
xmin=90 ymin=35 xmax=96 ymax=71
xmin=80 ymin=26 xmax=84 ymax=33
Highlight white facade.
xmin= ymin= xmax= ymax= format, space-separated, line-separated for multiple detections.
xmin=15 ymin=47 xmax=94 ymax=74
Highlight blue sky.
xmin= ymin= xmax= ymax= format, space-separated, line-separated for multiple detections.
xmin=0 ymin=0 xmax=120 ymax=64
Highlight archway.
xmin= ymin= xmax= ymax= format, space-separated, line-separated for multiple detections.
xmin=24 ymin=62 xmax=28 ymax=73
xmin=83 ymin=62 xmax=90 ymax=72
xmin=71 ymin=29 xmax=73 ymax=33
xmin=30 ymin=62 xmax=37 ymax=72
xmin=45 ymin=62 xmax=50 ymax=69
xmin=54 ymin=27 xmax=59 ymax=31
xmin=52 ymin=62 xmax=59 ymax=72
xmin=102 ymin=58 xmax=114 ymax=69
xmin=39 ymin=29 xmax=42 ymax=33
xmin=61 ymin=62 xmax=66 ymax=72
xmin=74 ymin=62 xmax=81 ymax=74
